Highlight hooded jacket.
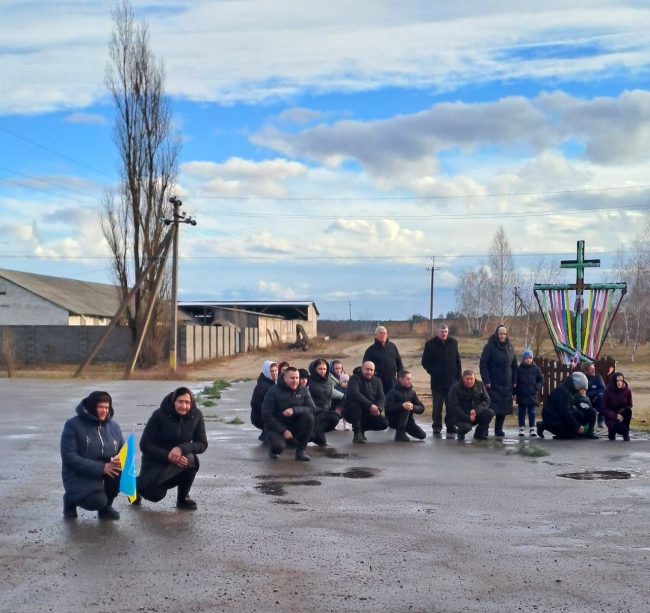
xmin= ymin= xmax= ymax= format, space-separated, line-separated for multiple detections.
xmin=515 ymin=361 xmax=544 ymax=406
xmin=362 ymin=339 xmax=404 ymax=392
xmin=541 ymin=376 xmax=582 ymax=432
xmin=421 ymin=335 xmax=462 ymax=391
xmin=250 ymin=361 xmax=277 ymax=421
xmin=384 ymin=380 xmax=425 ymax=415
xmin=308 ymin=360 xmax=344 ymax=414
xmin=602 ymin=373 xmax=633 ymax=429
xmin=139 ymin=392 xmax=208 ymax=489
xmin=60 ymin=391 xmax=124 ymax=503
xmin=479 ymin=327 xmax=517 ymax=416
xmin=262 ymin=376 xmax=317 ymax=434
xmin=343 ymin=366 xmax=386 ymax=414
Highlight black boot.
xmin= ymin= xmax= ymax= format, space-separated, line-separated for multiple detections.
xmin=536 ymin=421 xmax=545 ymax=439
xmin=494 ymin=415 xmax=505 ymax=437
xmin=353 ymin=431 xmax=366 ymax=444
xmin=98 ymin=502 xmax=120 ymax=520
xmin=394 ymin=428 xmax=410 ymax=442
xmin=63 ymin=494 xmax=78 ymax=519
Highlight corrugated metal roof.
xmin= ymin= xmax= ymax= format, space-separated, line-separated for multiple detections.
xmin=0 ymin=268 xmax=122 ymax=318
xmin=179 ymin=300 xmax=319 ymax=315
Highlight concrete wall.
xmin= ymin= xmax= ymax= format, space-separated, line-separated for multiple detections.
xmin=257 ymin=317 xmax=316 ymax=348
xmin=0 ymin=325 xmax=131 ymax=363
xmin=0 ymin=279 xmax=69 ymax=325
xmin=179 ymin=325 xmax=259 ymax=365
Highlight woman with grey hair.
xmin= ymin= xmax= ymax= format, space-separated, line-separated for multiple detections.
xmin=362 ymin=326 xmax=404 ymax=395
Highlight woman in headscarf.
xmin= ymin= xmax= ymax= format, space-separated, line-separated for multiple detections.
xmin=329 ymin=359 xmax=351 ymax=430
xmin=137 ymin=387 xmax=207 ymax=510
xmin=602 ymin=372 xmax=633 ymax=441
xmin=60 ymin=391 xmax=124 ymax=520
xmin=308 ymin=358 xmax=342 ymax=445
xmin=479 ymin=325 xmax=517 ymax=437
xmin=250 ymin=360 xmax=278 ymax=439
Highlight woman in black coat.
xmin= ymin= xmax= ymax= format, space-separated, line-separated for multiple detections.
xmin=308 ymin=359 xmax=342 ymax=445
xmin=60 ymin=391 xmax=124 ymax=520
xmin=138 ymin=387 xmax=208 ymax=510
xmin=479 ymin=325 xmax=517 ymax=437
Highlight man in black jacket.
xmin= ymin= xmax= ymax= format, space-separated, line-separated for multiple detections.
xmin=537 ymin=372 xmax=596 ymax=439
xmin=421 ymin=323 xmax=462 ymax=436
xmin=447 ymin=370 xmax=494 ymax=440
xmin=362 ymin=326 xmax=404 ymax=395
xmin=385 ymin=370 xmax=426 ymax=442
xmin=343 ymin=361 xmax=389 ymax=444
xmin=262 ymin=367 xmax=315 ymax=461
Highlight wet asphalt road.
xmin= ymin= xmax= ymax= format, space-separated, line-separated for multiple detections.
xmin=1 ymin=378 xmax=650 ymax=613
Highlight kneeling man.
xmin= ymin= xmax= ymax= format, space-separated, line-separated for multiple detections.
xmin=262 ymin=367 xmax=315 ymax=461
xmin=343 ymin=361 xmax=389 ymax=444
xmin=385 ymin=370 xmax=426 ymax=442
xmin=448 ymin=370 xmax=494 ymax=440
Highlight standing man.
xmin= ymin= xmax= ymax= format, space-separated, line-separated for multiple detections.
xmin=343 ymin=361 xmax=389 ymax=444
xmin=421 ymin=323 xmax=462 ymax=436
xmin=363 ymin=326 xmax=404 ymax=396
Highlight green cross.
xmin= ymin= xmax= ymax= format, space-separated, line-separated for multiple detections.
xmin=560 ymin=240 xmax=600 ymax=285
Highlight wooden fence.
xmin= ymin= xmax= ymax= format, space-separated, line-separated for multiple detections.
xmin=533 ymin=357 xmax=616 ymax=404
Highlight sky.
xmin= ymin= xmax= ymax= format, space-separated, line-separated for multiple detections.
xmin=1 ymin=0 xmax=649 ymax=321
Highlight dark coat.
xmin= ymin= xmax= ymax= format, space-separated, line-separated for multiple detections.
xmin=541 ymin=377 xmax=582 ymax=432
xmin=602 ymin=374 xmax=633 ymax=429
xmin=61 ymin=394 xmax=124 ymax=503
xmin=385 ymin=381 xmax=425 ymax=416
xmin=139 ymin=393 xmax=208 ymax=489
xmin=515 ymin=362 xmax=543 ymax=407
xmin=586 ymin=373 xmax=606 ymax=404
xmin=250 ymin=372 xmax=276 ymax=423
xmin=479 ymin=331 xmax=517 ymax=416
xmin=308 ymin=360 xmax=344 ymax=414
xmin=262 ymin=377 xmax=316 ymax=435
xmin=421 ymin=336 xmax=462 ymax=391
xmin=447 ymin=379 xmax=491 ymax=421
xmin=343 ymin=366 xmax=386 ymax=414
xmin=362 ymin=339 xmax=404 ymax=394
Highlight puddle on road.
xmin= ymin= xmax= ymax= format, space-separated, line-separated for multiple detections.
xmin=310 ymin=447 xmax=360 ymax=460
xmin=255 ymin=479 xmax=321 ymax=497
xmin=254 ymin=467 xmax=376 ymax=498
xmin=315 ymin=468 xmax=376 ymax=479
xmin=273 ymin=499 xmax=300 ymax=505
xmin=558 ymin=470 xmax=632 ymax=481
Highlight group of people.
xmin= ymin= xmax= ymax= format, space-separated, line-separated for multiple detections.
xmin=61 ymin=387 xmax=207 ymax=520
xmin=60 ymin=323 xmax=635 ymax=519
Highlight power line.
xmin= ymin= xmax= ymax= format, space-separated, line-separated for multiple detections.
xmin=0 ymin=177 xmax=100 ymax=207
xmin=0 ymin=126 xmax=116 ymax=180
xmin=0 ymin=165 xmax=103 ymax=201
xmin=190 ymin=184 xmax=650 ymax=201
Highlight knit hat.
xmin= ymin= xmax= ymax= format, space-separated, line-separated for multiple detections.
xmin=571 ymin=371 xmax=588 ymax=390
xmin=339 ymin=373 xmax=350 ymax=383
xmin=521 ymin=349 xmax=534 ymax=360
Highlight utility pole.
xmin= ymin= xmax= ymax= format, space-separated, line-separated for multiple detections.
xmin=426 ymin=256 xmax=441 ymax=337
xmin=164 ymin=197 xmax=196 ymax=370
xmin=348 ymin=301 xmax=352 ymax=321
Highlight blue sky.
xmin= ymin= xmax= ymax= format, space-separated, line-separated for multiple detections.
xmin=1 ymin=1 xmax=650 ymax=320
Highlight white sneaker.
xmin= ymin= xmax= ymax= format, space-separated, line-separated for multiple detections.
xmin=519 ymin=427 xmax=525 ymax=437
xmin=530 ymin=427 xmax=537 ymax=437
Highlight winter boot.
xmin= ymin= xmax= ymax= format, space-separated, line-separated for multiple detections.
xmin=394 ymin=428 xmax=411 ymax=442
xmin=295 ymin=449 xmax=311 ymax=461
xmin=98 ymin=505 xmax=120 ymax=520
xmin=176 ymin=496 xmax=198 ymax=510
xmin=536 ymin=421 xmax=545 ymax=439
xmin=63 ymin=494 xmax=78 ymax=519
xmin=352 ymin=431 xmax=366 ymax=444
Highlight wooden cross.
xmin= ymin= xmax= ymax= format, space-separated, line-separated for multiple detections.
xmin=560 ymin=240 xmax=600 ymax=288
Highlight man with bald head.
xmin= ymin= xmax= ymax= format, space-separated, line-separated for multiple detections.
xmin=363 ymin=326 xmax=404 ymax=395
xmin=343 ymin=361 xmax=389 ymax=444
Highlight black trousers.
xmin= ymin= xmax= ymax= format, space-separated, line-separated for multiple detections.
xmin=250 ymin=409 xmax=264 ymax=431
xmin=74 ymin=474 xmax=121 ymax=511
xmin=267 ymin=412 xmax=315 ymax=454
xmin=609 ymin=406 xmax=632 ymax=436
xmin=541 ymin=409 xmax=591 ymax=439
xmin=431 ymin=388 xmax=454 ymax=432
xmin=387 ymin=410 xmax=426 ymax=439
xmin=575 ymin=407 xmax=597 ymax=432
xmin=139 ymin=454 xmax=198 ymax=503
xmin=343 ymin=401 xmax=389 ymax=433
xmin=457 ymin=408 xmax=495 ymax=438
xmin=312 ymin=411 xmax=340 ymax=445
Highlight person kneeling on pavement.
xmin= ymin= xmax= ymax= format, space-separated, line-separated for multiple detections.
xmin=602 ymin=372 xmax=633 ymax=441
xmin=262 ymin=367 xmax=315 ymax=461
xmin=60 ymin=391 xmax=124 ymax=520
xmin=137 ymin=387 xmax=208 ymax=510
xmin=447 ymin=370 xmax=494 ymax=441
xmin=536 ymin=372 xmax=598 ymax=440
xmin=343 ymin=361 xmax=389 ymax=444
xmin=385 ymin=370 xmax=426 ymax=442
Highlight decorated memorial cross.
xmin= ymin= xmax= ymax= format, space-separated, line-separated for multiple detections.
xmin=534 ymin=240 xmax=627 ymax=365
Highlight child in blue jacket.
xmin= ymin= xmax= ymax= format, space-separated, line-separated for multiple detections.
xmin=515 ymin=349 xmax=544 ymax=436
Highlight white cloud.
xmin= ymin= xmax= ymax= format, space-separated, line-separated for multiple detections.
xmin=62 ymin=112 xmax=106 ymax=125
xmin=274 ymin=107 xmax=327 ymax=125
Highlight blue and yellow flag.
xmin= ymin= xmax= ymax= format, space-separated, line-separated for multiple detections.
xmin=118 ymin=432 xmax=138 ymax=503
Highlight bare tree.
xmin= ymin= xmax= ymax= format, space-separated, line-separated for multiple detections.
xmin=102 ymin=0 xmax=180 ymax=367
xmin=0 ymin=328 xmax=18 ymax=377
xmin=455 ymin=265 xmax=491 ymax=337
xmin=487 ymin=226 xmax=520 ymax=322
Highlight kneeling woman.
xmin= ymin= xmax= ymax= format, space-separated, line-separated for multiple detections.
xmin=138 ymin=387 xmax=208 ymax=510
xmin=602 ymin=372 xmax=633 ymax=441
xmin=60 ymin=391 xmax=124 ymax=520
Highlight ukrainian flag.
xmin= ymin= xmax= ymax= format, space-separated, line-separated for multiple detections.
xmin=118 ymin=432 xmax=138 ymax=503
